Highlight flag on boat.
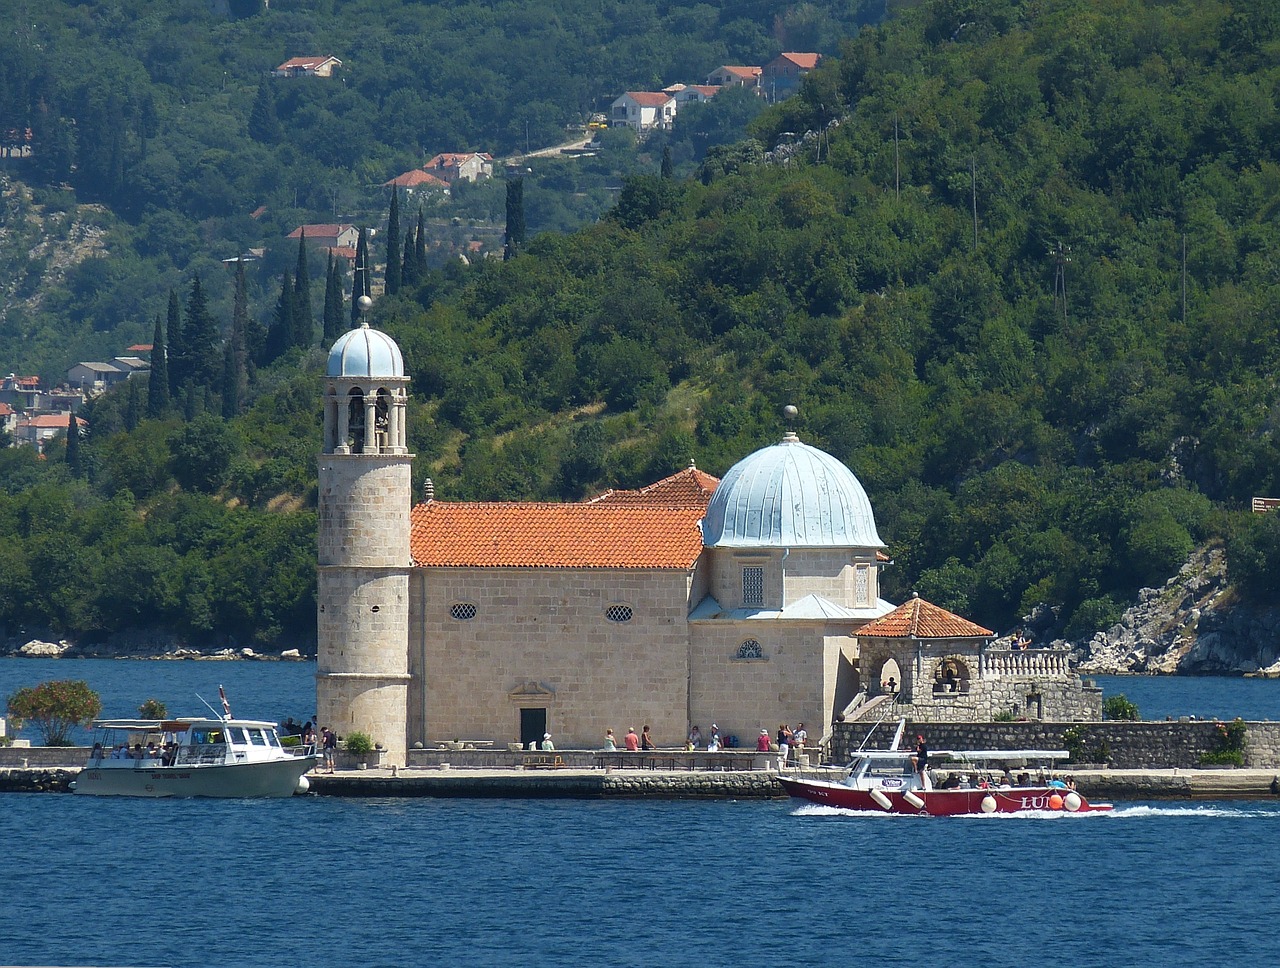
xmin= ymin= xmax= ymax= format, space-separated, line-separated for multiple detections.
xmin=219 ymin=684 xmax=233 ymax=719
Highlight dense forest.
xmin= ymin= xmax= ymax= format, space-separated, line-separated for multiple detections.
xmin=5 ymin=0 xmax=1280 ymax=653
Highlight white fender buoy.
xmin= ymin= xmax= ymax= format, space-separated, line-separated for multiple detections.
xmin=981 ymin=795 xmax=997 ymax=813
xmin=870 ymin=788 xmax=893 ymax=811
xmin=294 ymin=775 xmax=311 ymax=795
xmin=1063 ymin=791 xmax=1082 ymax=812
xmin=903 ymin=790 xmax=926 ymax=810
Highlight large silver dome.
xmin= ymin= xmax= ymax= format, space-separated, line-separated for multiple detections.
xmin=326 ymin=321 xmax=405 ymax=379
xmin=701 ymin=432 xmax=884 ymax=548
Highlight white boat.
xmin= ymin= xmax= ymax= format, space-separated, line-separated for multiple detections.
xmin=71 ymin=711 xmax=316 ymax=798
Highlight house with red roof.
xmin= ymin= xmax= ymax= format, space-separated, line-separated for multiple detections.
xmin=423 ymin=152 xmax=494 ymax=184
xmin=13 ymin=412 xmax=85 ymax=449
xmin=287 ymin=224 xmax=359 ymax=251
xmin=705 ymin=65 xmax=762 ymax=91
xmin=671 ymin=84 xmax=721 ymax=107
xmin=272 ymin=56 xmax=343 ymax=78
xmin=763 ymin=52 xmax=822 ymax=99
xmin=383 ymin=168 xmax=451 ymax=195
xmin=609 ymin=92 xmax=677 ymax=132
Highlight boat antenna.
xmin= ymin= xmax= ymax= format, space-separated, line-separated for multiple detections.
xmin=195 ymin=692 xmax=221 ymax=719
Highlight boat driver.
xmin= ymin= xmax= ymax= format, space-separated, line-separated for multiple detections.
xmin=911 ymin=734 xmax=929 ymax=781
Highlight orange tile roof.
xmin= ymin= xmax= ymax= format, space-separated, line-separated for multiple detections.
xmin=778 ymin=52 xmax=821 ymax=69
xmin=409 ymin=502 xmax=705 ymax=569
xmin=384 ymin=169 xmax=450 ymax=188
xmin=857 ymin=595 xmax=993 ymax=638
xmin=589 ymin=466 xmax=719 ymax=507
xmin=623 ymin=91 xmax=675 ymax=107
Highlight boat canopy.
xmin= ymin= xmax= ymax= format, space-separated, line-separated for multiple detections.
xmin=854 ymin=749 xmax=1070 ymax=761
xmin=92 ymin=718 xmax=280 ymax=731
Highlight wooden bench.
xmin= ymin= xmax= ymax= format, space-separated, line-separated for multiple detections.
xmin=522 ymin=752 xmax=566 ymax=769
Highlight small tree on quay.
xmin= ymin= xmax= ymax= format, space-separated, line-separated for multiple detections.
xmin=6 ymin=680 xmax=102 ymax=746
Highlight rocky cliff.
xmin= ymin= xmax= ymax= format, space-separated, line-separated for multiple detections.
xmin=1058 ymin=546 xmax=1280 ymax=677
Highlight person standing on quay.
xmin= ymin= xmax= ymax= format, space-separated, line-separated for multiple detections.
xmin=641 ymin=725 xmax=655 ymax=750
xmin=776 ymin=724 xmax=792 ymax=771
xmin=624 ymin=727 xmax=640 ymax=751
xmin=322 ymin=727 xmax=337 ymax=773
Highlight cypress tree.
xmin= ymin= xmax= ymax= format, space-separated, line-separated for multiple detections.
xmin=184 ymin=275 xmax=221 ymax=393
xmin=266 ymin=274 xmax=295 ymax=364
xmin=147 ymin=312 xmax=169 ymax=418
xmin=124 ymin=377 xmax=141 ymax=431
xmin=65 ymin=410 xmax=81 ymax=474
xmin=248 ymin=76 xmax=281 ymax=144
xmin=661 ymin=145 xmax=673 ymax=179
xmin=385 ymin=189 xmax=401 ymax=295
xmin=505 ymin=179 xmax=525 ymax=260
xmin=293 ymin=231 xmax=313 ymax=348
xmin=166 ymin=288 xmax=185 ymax=396
xmin=323 ymin=252 xmax=345 ymax=341
xmin=401 ymin=229 xmax=417 ymax=288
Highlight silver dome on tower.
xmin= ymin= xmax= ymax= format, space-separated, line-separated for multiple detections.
xmin=325 ymin=316 xmax=405 ymax=379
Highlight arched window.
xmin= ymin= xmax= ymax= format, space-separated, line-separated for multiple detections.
xmin=605 ymin=604 xmax=633 ymax=623
xmin=736 ymin=639 xmax=764 ymax=660
xmin=347 ymin=388 xmax=366 ymax=452
xmin=449 ymin=602 xmax=477 ymax=621
xmin=375 ymin=387 xmax=393 ymax=451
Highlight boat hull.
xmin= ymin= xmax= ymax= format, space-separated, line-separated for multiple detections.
xmin=778 ymin=776 xmax=1113 ymax=815
xmin=72 ymin=756 xmax=317 ymax=798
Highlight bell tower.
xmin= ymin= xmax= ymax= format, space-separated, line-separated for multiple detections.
xmin=316 ymin=296 xmax=412 ymax=766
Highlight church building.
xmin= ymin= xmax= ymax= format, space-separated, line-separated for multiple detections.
xmin=316 ymin=320 xmax=1099 ymax=767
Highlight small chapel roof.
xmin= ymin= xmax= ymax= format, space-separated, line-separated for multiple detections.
xmin=857 ymin=594 xmax=994 ymax=639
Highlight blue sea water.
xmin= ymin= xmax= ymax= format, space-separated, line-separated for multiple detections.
xmin=3 ymin=660 xmax=1280 ymax=967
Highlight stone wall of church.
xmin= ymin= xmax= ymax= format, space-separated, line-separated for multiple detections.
xmin=688 ymin=622 xmax=860 ymax=747
xmin=409 ymin=567 xmax=693 ymax=749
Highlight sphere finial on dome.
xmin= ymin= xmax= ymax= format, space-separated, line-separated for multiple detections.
xmin=356 ymin=294 xmax=373 ymax=328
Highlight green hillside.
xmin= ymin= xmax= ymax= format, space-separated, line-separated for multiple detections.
xmin=6 ymin=0 xmax=1280 ymax=651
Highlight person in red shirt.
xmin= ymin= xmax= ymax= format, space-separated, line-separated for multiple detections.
xmin=756 ymin=728 xmax=771 ymax=752
xmin=624 ymin=727 xmax=640 ymax=751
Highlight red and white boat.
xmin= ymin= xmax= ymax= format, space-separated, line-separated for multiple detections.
xmin=779 ymin=722 xmax=1112 ymax=816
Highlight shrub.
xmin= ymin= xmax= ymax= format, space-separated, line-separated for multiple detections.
xmin=993 ymin=710 xmax=1016 ymax=722
xmin=1103 ymin=694 xmax=1140 ymax=721
xmin=7 ymin=680 xmax=103 ymax=745
xmin=138 ymin=698 xmax=168 ymax=719
xmin=343 ymin=731 xmax=375 ymax=754
xmin=1201 ymin=718 xmax=1246 ymax=767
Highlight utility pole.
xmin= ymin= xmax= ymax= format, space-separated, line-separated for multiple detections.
xmin=1050 ymin=241 xmax=1071 ymax=324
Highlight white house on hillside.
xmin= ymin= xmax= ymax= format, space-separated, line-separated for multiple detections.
xmin=610 ymin=92 xmax=677 ymax=132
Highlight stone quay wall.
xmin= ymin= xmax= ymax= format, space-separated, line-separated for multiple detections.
xmin=830 ymin=720 xmax=1280 ymax=769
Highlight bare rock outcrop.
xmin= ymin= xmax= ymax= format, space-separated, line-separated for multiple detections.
xmin=1064 ymin=546 xmax=1280 ymax=676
